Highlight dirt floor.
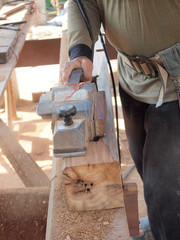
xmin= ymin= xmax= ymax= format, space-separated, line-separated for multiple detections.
xmin=0 ymin=63 xmax=147 ymax=239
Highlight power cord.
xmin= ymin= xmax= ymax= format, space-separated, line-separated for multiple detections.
xmin=76 ymin=0 xmax=95 ymax=60
xmin=99 ymin=32 xmax=121 ymax=163
xmin=76 ymin=0 xmax=121 ymax=164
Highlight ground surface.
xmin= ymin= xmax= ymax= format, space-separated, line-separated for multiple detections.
xmin=0 ymin=63 xmax=147 ymax=239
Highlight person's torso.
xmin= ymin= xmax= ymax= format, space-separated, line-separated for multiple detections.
xmin=96 ymin=0 xmax=180 ymax=57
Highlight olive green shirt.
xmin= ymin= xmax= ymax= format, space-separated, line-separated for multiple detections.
xmin=68 ymin=0 xmax=180 ymax=104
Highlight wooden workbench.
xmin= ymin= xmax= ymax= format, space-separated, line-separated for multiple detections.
xmin=0 ymin=5 xmax=32 ymax=102
xmin=0 ymin=3 xmax=50 ymax=188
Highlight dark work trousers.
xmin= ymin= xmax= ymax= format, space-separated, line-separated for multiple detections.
xmin=119 ymin=86 xmax=180 ymax=240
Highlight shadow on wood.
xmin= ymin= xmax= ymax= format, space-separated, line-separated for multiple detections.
xmin=0 ymin=187 xmax=49 ymax=240
xmin=0 ymin=119 xmax=50 ymax=187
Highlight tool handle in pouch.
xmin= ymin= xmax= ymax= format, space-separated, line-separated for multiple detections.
xmin=68 ymin=69 xmax=83 ymax=84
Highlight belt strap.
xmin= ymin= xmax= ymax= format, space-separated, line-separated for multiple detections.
xmin=118 ymin=51 xmax=168 ymax=107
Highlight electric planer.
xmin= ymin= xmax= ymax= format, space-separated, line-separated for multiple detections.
xmin=36 ymin=69 xmax=106 ymax=158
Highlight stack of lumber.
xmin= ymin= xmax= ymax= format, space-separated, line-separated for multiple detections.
xmin=0 ymin=2 xmax=26 ymax=19
xmin=0 ymin=1 xmax=33 ymax=102
xmin=0 ymin=1 xmax=31 ymax=63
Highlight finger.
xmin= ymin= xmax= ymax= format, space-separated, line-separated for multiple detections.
xmin=81 ymin=58 xmax=93 ymax=82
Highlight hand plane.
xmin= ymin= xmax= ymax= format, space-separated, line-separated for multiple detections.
xmin=36 ymin=69 xmax=106 ymax=158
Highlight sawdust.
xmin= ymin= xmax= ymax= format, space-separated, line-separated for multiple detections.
xmin=54 ymin=88 xmax=89 ymax=102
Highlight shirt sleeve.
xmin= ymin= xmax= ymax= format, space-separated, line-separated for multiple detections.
xmin=68 ymin=0 xmax=101 ymax=60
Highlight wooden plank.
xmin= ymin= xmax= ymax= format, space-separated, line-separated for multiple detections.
xmin=58 ymin=55 xmax=121 ymax=212
xmin=59 ymin=30 xmax=68 ymax=84
xmin=0 ymin=8 xmax=29 ymax=64
xmin=0 ymin=119 xmax=50 ymax=187
xmin=0 ymin=187 xmax=49 ymax=240
xmin=0 ymin=14 xmax=6 ymax=20
xmin=61 ymin=56 xmax=122 ymax=211
xmin=96 ymin=57 xmax=119 ymax=162
xmin=5 ymin=76 xmax=17 ymax=127
xmin=0 ymin=30 xmax=18 ymax=63
xmin=0 ymin=187 xmax=49 ymax=221
xmin=123 ymin=183 xmax=139 ymax=236
xmin=94 ymin=91 xmax=106 ymax=137
xmin=0 ymin=10 xmax=33 ymax=101
xmin=97 ymin=57 xmax=139 ymax=235
xmin=0 ymin=2 xmax=26 ymax=16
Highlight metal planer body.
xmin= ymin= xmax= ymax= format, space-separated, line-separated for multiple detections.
xmin=36 ymin=69 xmax=106 ymax=158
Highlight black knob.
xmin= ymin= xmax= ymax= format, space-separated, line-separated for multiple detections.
xmin=57 ymin=104 xmax=76 ymax=126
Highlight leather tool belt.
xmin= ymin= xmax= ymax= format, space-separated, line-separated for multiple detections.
xmin=118 ymin=46 xmax=180 ymax=108
xmin=118 ymin=51 xmax=168 ymax=107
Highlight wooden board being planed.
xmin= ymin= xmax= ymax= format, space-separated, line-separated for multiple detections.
xmin=61 ymin=56 xmax=123 ymax=211
xmin=45 ymin=36 xmax=137 ymax=239
xmin=0 ymin=7 xmax=29 ymax=64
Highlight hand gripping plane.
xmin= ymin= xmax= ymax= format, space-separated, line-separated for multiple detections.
xmin=36 ymin=69 xmax=106 ymax=158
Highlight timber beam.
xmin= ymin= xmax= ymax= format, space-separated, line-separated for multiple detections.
xmin=0 ymin=119 xmax=50 ymax=187
xmin=0 ymin=187 xmax=49 ymax=240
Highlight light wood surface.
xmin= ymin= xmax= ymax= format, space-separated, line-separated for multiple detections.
xmin=63 ymin=139 xmax=123 ymax=211
xmin=0 ymin=2 xmax=26 ymax=17
xmin=5 ymin=76 xmax=17 ymax=127
xmin=0 ymin=119 xmax=50 ymax=187
xmin=0 ymin=8 xmax=29 ymax=63
xmin=0 ymin=9 xmax=33 ymax=101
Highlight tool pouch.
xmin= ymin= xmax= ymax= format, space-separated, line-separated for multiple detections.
xmin=158 ymin=42 xmax=180 ymax=106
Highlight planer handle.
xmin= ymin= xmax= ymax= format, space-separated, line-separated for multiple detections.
xmin=68 ymin=69 xmax=84 ymax=84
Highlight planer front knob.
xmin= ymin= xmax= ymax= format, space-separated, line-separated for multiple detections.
xmin=57 ymin=104 xmax=77 ymax=126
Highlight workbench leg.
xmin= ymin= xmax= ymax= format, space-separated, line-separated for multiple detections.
xmin=5 ymin=75 xmax=17 ymax=127
xmin=59 ymin=30 xmax=68 ymax=85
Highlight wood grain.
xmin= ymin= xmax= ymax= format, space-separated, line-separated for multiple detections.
xmin=0 ymin=9 xmax=33 ymax=101
xmin=94 ymin=91 xmax=107 ymax=137
xmin=63 ymin=162 xmax=123 ymax=211
xmin=0 ymin=8 xmax=29 ymax=63
xmin=0 ymin=14 xmax=6 ymax=20
xmin=0 ymin=119 xmax=50 ymax=187
xmin=0 ymin=3 xmax=26 ymax=16
xmin=123 ymin=183 xmax=139 ymax=236
xmin=0 ymin=30 xmax=18 ymax=63
xmin=5 ymin=76 xmax=17 ymax=126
